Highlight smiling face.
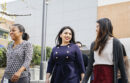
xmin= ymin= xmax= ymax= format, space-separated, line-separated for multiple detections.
xmin=60 ymin=29 xmax=72 ymax=44
xmin=10 ymin=25 xmax=23 ymax=41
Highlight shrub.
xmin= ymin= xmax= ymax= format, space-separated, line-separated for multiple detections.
xmin=0 ymin=48 xmax=7 ymax=67
xmin=31 ymin=45 xmax=52 ymax=66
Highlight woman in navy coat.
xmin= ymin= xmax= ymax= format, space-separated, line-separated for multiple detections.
xmin=45 ymin=26 xmax=85 ymax=83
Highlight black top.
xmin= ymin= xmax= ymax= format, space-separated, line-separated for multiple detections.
xmin=82 ymin=54 xmax=88 ymax=70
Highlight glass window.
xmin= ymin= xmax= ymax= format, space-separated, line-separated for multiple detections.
xmin=0 ymin=30 xmax=9 ymax=39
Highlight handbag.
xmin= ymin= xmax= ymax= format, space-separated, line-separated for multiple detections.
xmin=1 ymin=77 xmax=8 ymax=83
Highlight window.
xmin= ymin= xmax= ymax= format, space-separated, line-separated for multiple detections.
xmin=0 ymin=30 xmax=9 ymax=39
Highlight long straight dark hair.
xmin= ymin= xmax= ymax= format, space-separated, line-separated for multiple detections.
xmin=93 ymin=18 xmax=114 ymax=55
xmin=55 ymin=26 xmax=76 ymax=46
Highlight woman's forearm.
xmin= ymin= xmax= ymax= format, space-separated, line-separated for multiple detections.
xmin=81 ymin=73 xmax=85 ymax=80
xmin=46 ymin=73 xmax=51 ymax=79
xmin=18 ymin=66 xmax=26 ymax=73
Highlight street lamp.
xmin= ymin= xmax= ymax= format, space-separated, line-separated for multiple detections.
xmin=40 ymin=0 xmax=49 ymax=80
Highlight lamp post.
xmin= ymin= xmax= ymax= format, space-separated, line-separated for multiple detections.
xmin=40 ymin=0 xmax=48 ymax=80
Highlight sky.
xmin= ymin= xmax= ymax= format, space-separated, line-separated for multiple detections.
xmin=0 ymin=0 xmax=17 ymax=4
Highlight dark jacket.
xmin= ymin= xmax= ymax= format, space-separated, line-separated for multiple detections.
xmin=82 ymin=54 xmax=88 ymax=70
xmin=47 ymin=43 xmax=85 ymax=83
xmin=82 ymin=38 xmax=128 ymax=83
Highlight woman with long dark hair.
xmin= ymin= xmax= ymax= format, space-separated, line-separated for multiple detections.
xmin=1 ymin=24 xmax=33 ymax=83
xmin=46 ymin=26 xmax=85 ymax=83
xmin=82 ymin=18 xmax=128 ymax=83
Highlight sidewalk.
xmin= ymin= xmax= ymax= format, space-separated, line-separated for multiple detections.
xmin=0 ymin=68 xmax=5 ymax=81
xmin=30 ymin=80 xmax=45 ymax=83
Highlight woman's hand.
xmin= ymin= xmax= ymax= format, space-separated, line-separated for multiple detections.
xmin=80 ymin=73 xmax=85 ymax=83
xmin=80 ymin=80 xmax=82 ymax=83
xmin=45 ymin=73 xmax=51 ymax=83
xmin=11 ymin=66 xmax=26 ymax=82
xmin=45 ymin=79 xmax=50 ymax=83
xmin=11 ymin=71 xmax=22 ymax=82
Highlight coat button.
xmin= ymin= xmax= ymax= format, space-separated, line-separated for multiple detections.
xmin=67 ymin=51 xmax=69 ymax=53
xmin=66 ymin=56 xmax=69 ymax=59
xmin=68 ymin=45 xmax=70 ymax=48
xmin=57 ymin=47 xmax=59 ymax=49
xmin=56 ymin=52 xmax=58 ymax=54
xmin=56 ymin=57 xmax=58 ymax=59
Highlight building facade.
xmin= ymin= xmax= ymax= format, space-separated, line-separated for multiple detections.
xmin=98 ymin=0 xmax=130 ymax=58
xmin=3 ymin=0 xmax=97 ymax=48
xmin=98 ymin=0 xmax=130 ymax=38
xmin=0 ymin=15 xmax=14 ymax=47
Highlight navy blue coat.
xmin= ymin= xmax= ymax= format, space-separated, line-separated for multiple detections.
xmin=47 ymin=43 xmax=85 ymax=83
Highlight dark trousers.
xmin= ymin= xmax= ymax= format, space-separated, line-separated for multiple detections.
xmin=118 ymin=78 xmax=122 ymax=83
xmin=1 ymin=77 xmax=30 ymax=83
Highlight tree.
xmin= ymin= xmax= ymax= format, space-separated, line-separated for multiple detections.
xmin=46 ymin=46 xmax=52 ymax=60
xmin=0 ymin=48 xmax=7 ymax=67
xmin=31 ymin=45 xmax=52 ymax=66
xmin=31 ymin=45 xmax=41 ymax=65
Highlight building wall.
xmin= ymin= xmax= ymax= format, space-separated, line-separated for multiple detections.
xmin=0 ymin=17 xmax=14 ymax=30
xmin=98 ymin=0 xmax=130 ymax=6
xmin=46 ymin=0 xmax=97 ymax=47
xmin=98 ymin=1 xmax=130 ymax=38
xmin=98 ymin=0 xmax=130 ymax=58
xmin=0 ymin=38 xmax=9 ymax=47
xmin=10 ymin=0 xmax=98 ymax=47
xmin=0 ymin=17 xmax=14 ymax=47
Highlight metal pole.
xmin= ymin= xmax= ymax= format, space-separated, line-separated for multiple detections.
xmin=44 ymin=1 xmax=48 ymax=61
xmin=40 ymin=0 xmax=46 ymax=80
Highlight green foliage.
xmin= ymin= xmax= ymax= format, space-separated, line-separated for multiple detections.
xmin=31 ymin=45 xmax=41 ymax=65
xmin=0 ymin=48 xmax=7 ymax=67
xmin=46 ymin=46 xmax=52 ymax=60
xmin=8 ymin=41 xmax=13 ymax=45
xmin=31 ymin=45 xmax=52 ymax=66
